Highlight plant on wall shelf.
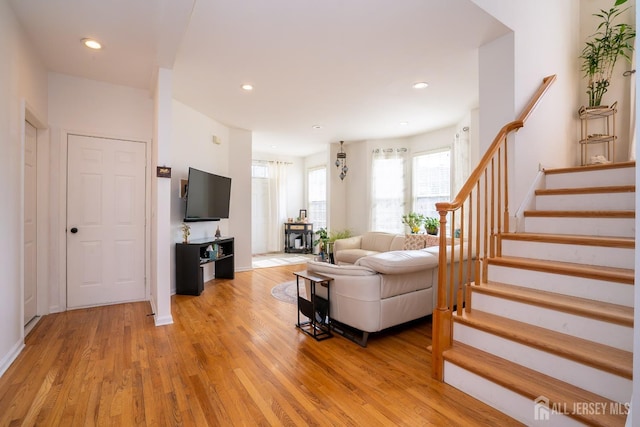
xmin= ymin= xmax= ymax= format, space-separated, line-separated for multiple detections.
xmin=401 ymin=212 xmax=426 ymax=234
xmin=580 ymin=0 xmax=635 ymax=107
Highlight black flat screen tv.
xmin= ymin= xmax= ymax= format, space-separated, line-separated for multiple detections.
xmin=184 ymin=167 xmax=232 ymax=222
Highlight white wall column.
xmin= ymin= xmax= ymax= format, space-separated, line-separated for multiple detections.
xmin=228 ymin=128 xmax=253 ymax=271
xmin=152 ymin=68 xmax=173 ymax=325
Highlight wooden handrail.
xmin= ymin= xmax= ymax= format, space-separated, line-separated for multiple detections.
xmin=431 ymin=75 xmax=556 ymax=381
xmin=438 ymin=74 xmax=557 ymax=213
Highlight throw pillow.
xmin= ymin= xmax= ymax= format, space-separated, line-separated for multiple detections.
xmin=403 ymin=234 xmax=426 ymax=250
xmin=424 ymin=235 xmax=440 ymax=247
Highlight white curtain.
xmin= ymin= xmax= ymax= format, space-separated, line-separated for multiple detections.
xmin=453 ymin=127 xmax=471 ymax=195
xmin=266 ymin=161 xmax=288 ymax=252
xmin=370 ymin=147 xmax=408 ymax=233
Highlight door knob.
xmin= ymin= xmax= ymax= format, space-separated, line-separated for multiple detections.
xmin=70 ymin=227 xmax=78 ymax=234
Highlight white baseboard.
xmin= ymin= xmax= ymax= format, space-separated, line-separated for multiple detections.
xmin=0 ymin=340 xmax=25 ymax=378
xmin=149 ymin=298 xmax=174 ymax=326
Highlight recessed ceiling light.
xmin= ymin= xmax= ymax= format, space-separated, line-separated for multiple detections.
xmin=312 ymin=125 xmax=323 ymax=129
xmin=412 ymin=82 xmax=429 ymax=89
xmin=241 ymin=84 xmax=254 ymax=91
xmin=82 ymin=38 xmax=102 ymax=50
xmin=399 ymin=121 xmax=409 ymax=126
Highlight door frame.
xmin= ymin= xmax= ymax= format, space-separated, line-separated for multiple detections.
xmin=20 ymin=101 xmax=48 ymax=335
xmin=57 ymin=130 xmax=151 ymax=312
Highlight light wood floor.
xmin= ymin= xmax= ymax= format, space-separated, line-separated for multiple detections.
xmin=0 ymin=264 xmax=522 ymax=426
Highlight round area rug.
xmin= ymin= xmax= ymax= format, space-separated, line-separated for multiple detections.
xmin=270 ymin=280 xmax=298 ymax=304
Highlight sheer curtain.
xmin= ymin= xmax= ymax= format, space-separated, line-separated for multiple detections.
xmin=453 ymin=127 xmax=470 ymax=194
xmin=370 ymin=147 xmax=408 ymax=233
xmin=266 ymin=161 xmax=288 ymax=252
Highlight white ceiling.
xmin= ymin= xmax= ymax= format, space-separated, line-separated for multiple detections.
xmin=9 ymin=0 xmax=510 ymax=157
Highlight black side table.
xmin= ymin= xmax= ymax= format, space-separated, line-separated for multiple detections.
xmin=293 ymin=270 xmax=333 ymax=341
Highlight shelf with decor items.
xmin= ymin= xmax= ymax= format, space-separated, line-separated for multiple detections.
xmin=284 ymin=222 xmax=313 ymax=254
xmin=578 ymin=102 xmax=617 ymax=166
xmin=175 ymin=237 xmax=234 ymax=295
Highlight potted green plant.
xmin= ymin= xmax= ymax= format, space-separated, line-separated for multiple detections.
xmin=313 ymin=228 xmax=352 ymax=262
xmin=580 ymin=0 xmax=635 ymax=107
xmin=401 ymin=212 xmax=425 ymax=234
xmin=424 ymin=217 xmax=439 ymax=236
xmin=328 ymin=229 xmax=352 ymax=242
xmin=313 ymin=228 xmax=329 ymax=254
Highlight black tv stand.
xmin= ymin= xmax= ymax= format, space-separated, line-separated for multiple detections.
xmin=175 ymin=237 xmax=234 ymax=295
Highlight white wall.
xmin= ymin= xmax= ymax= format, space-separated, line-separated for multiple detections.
xmin=169 ymin=101 xmax=255 ymax=282
xmin=332 ymin=127 xmax=460 ymax=236
xmin=632 ymin=3 xmax=639 ymax=425
xmin=473 ymin=0 xmax=581 ymax=219
xmin=581 ymin=0 xmax=636 ymax=162
xmin=409 ymin=125 xmax=457 ymax=153
xmin=328 ymin=141 xmax=354 ymax=234
xmin=151 ymin=68 xmax=174 ymax=326
xmin=0 ymin=0 xmax=48 ymax=375
xmin=228 ymin=127 xmax=253 ymax=271
xmin=47 ymin=73 xmax=154 ymax=312
xmin=170 ymin=100 xmax=231 ymax=288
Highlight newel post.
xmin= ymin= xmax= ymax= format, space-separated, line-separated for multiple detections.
xmin=431 ymin=209 xmax=452 ymax=380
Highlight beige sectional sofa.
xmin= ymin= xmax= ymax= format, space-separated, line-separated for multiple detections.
xmin=333 ymin=231 xmax=405 ymax=264
xmin=307 ymin=250 xmax=436 ymax=346
xmin=307 ymin=231 xmax=469 ymax=346
xmin=333 ymin=231 xmax=440 ymax=264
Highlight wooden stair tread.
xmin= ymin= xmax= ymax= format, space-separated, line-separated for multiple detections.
xmin=472 ymin=281 xmax=634 ymax=326
xmin=535 ymin=185 xmax=635 ymax=196
xmin=453 ymin=310 xmax=633 ymax=379
xmin=500 ymin=232 xmax=634 ymax=248
xmin=443 ymin=342 xmax=627 ymax=427
xmin=523 ymin=210 xmax=635 ymax=218
xmin=489 ymin=255 xmax=635 ymax=284
xmin=543 ymin=161 xmax=635 ymax=175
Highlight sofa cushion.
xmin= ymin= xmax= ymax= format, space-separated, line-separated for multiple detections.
xmin=335 ymin=249 xmax=380 ymax=265
xmin=403 ymin=234 xmax=426 ymax=250
xmin=390 ymin=235 xmax=405 ymax=251
xmin=307 ymin=260 xmax=377 ymax=276
xmin=422 ymin=243 xmax=475 ymax=262
xmin=333 ymin=235 xmax=362 ymax=252
xmin=355 ymin=250 xmax=438 ymax=274
xmin=380 ymin=270 xmax=433 ymax=299
xmin=360 ymin=232 xmax=398 ymax=252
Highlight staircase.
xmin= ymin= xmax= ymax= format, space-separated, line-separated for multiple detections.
xmin=441 ymin=162 xmax=635 ymax=426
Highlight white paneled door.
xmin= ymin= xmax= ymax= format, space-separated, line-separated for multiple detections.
xmin=24 ymin=121 xmax=37 ymax=325
xmin=67 ymin=134 xmax=146 ymax=308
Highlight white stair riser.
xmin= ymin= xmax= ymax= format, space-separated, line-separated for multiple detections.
xmin=524 ymin=216 xmax=635 ymax=237
xmin=472 ymin=293 xmax=633 ymax=351
xmin=501 ymin=239 xmax=635 ymax=269
xmin=535 ymin=192 xmax=635 ymax=211
xmin=545 ymin=168 xmax=635 ymax=189
xmin=453 ymin=323 xmax=632 ymax=403
xmin=487 ymin=264 xmax=634 ymax=307
xmin=444 ymin=362 xmax=584 ymax=427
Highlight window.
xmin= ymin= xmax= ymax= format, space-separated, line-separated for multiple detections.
xmin=412 ymin=149 xmax=451 ymax=219
xmin=251 ymin=163 xmax=268 ymax=178
xmin=371 ymin=148 xmax=408 ymax=233
xmin=307 ymin=167 xmax=327 ymax=229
